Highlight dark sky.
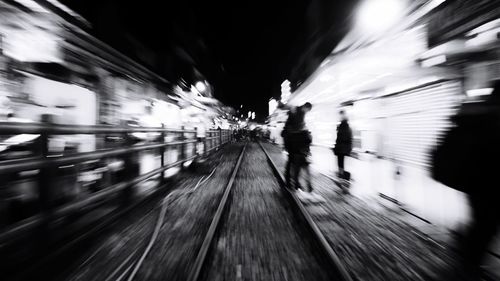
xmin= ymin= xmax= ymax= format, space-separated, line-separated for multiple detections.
xmin=62 ymin=0 xmax=359 ymax=121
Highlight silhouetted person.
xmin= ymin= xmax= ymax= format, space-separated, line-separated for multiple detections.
xmin=279 ymin=102 xmax=313 ymax=192
xmin=334 ymin=110 xmax=352 ymax=181
xmin=433 ymin=80 xmax=500 ymax=279
xmin=196 ymin=124 xmax=206 ymax=155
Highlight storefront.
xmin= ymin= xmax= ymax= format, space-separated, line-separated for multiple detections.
xmin=270 ymin=1 xmax=487 ymax=227
xmin=286 ymin=24 xmax=441 ymax=151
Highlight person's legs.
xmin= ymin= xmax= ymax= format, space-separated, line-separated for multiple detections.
xmin=303 ymin=164 xmax=312 ymax=192
xmin=337 ymin=154 xmax=345 ymax=177
xmin=285 ymin=155 xmax=292 ymax=189
xmin=292 ymin=156 xmax=301 ymax=190
xmin=462 ymin=195 xmax=500 ymax=274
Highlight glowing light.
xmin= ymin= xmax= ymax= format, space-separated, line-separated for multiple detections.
xmin=281 ymin=80 xmax=291 ymax=103
xmin=356 ymin=0 xmax=406 ymax=34
xmin=466 ymin=88 xmax=493 ymax=97
xmin=195 ymin=81 xmax=206 ymax=92
xmin=268 ymin=99 xmax=278 ymax=115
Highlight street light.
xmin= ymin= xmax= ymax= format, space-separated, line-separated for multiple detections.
xmin=195 ymin=81 xmax=206 ymax=93
xmin=355 ymin=0 xmax=406 ymax=34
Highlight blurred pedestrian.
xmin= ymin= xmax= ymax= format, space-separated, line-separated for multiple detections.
xmin=232 ymin=128 xmax=237 ymax=141
xmin=333 ymin=110 xmax=353 ymax=181
xmin=196 ymin=124 xmax=206 ymax=155
xmin=279 ymin=102 xmax=313 ymax=192
xmin=432 ymin=80 xmax=500 ymax=279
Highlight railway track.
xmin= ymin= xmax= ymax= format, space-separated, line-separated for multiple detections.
xmin=68 ymin=150 xmax=233 ymax=281
xmin=9 ymin=143 xmax=237 ymax=281
xmin=188 ymin=142 xmax=352 ymax=281
xmin=22 ymin=141 xmax=351 ymax=281
xmin=105 ymin=164 xmax=223 ymax=281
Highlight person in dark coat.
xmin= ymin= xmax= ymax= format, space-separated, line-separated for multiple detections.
xmin=279 ymin=102 xmax=313 ymax=191
xmin=432 ymin=80 xmax=500 ymax=279
xmin=334 ymin=110 xmax=352 ymax=180
xmin=456 ymin=84 xmax=500 ymax=278
xmin=287 ymin=130 xmax=313 ymax=191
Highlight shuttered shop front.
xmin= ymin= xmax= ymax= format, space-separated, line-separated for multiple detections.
xmin=381 ymin=81 xmax=463 ymax=168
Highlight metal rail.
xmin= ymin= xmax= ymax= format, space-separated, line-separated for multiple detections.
xmin=258 ymin=141 xmax=353 ymax=281
xmin=187 ymin=143 xmax=247 ymax=281
xmin=0 ymin=156 xmax=199 ymax=243
xmin=0 ymin=122 xmax=196 ymax=135
xmin=188 ymin=142 xmax=350 ymax=281
xmin=121 ymin=148 xmax=231 ymax=281
xmin=0 ymin=141 xmax=197 ymax=174
xmin=0 ymin=123 xmax=232 ymax=243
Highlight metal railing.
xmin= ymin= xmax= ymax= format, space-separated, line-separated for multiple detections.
xmin=0 ymin=121 xmax=232 ymax=242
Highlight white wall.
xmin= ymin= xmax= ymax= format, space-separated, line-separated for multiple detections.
xmin=23 ymin=74 xmax=97 ymax=152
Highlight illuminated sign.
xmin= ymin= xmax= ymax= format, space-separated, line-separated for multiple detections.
xmin=268 ymin=98 xmax=278 ymax=115
xmin=281 ymin=80 xmax=291 ymax=103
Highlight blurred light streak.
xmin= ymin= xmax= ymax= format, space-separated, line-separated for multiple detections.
xmin=466 ymin=88 xmax=494 ymax=97
xmin=13 ymin=0 xmax=48 ymax=13
xmin=421 ymin=55 xmax=446 ymax=68
xmin=318 ymin=73 xmax=392 ymax=103
xmin=320 ymin=59 xmax=331 ymax=68
xmin=465 ymin=28 xmax=500 ymax=47
xmin=467 ymin=18 xmax=500 ymax=36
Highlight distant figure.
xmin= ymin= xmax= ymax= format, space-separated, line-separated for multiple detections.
xmin=333 ymin=110 xmax=353 ymax=181
xmin=232 ymin=129 xmax=238 ymax=141
xmin=196 ymin=124 xmax=206 ymax=155
xmin=250 ymin=129 xmax=257 ymax=141
xmin=432 ymin=80 xmax=500 ymax=279
xmin=279 ymin=102 xmax=313 ymax=192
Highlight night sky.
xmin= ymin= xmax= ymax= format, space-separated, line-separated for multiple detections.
xmin=62 ymin=0 xmax=359 ymax=121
